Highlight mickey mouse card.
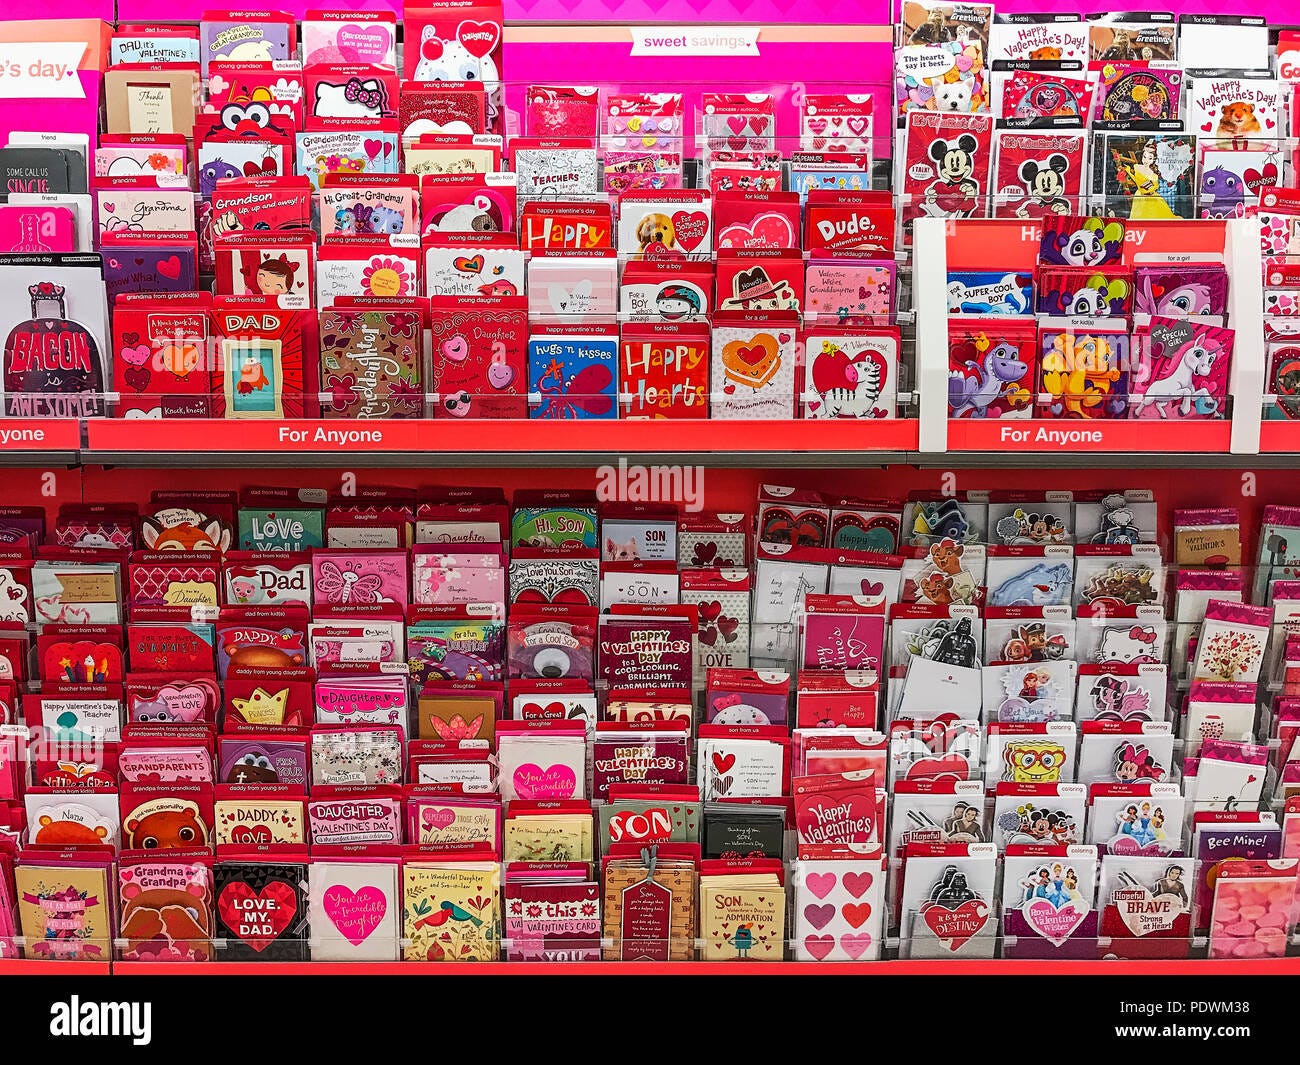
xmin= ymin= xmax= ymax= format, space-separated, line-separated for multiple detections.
xmin=901 ymin=112 xmax=993 ymax=239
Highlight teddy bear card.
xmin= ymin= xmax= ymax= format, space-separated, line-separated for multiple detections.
xmin=119 ymin=856 xmax=214 ymax=961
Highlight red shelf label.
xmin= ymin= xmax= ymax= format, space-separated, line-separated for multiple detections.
xmin=1259 ymin=422 xmax=1300 ymax=453
xmin=0 ymin=419 xmax=79 ymax=450
xmin=948 ymin=419 xmax=1233 ymax=453
xmin=87 ymin=420 xmax=422 ymax=452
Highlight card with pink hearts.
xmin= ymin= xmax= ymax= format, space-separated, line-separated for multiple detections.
xmin=793 ymin=850 xmax=886 ymax=961
xmin=1002 ymin=844 xmax=1099 ymax=958
xmin=310 ymin=859 xmax=401 ymax=961
xmin=125 ymin=673 xmax=220 ymax=724
xmin=308 ymin=793 xmax=401 ymax=847
xmin=701 ymin=93 xmax=777 ymax=156
xmin=296 ymin=129 xmax=400 ymax=191
xmin=801 ymin=95 xmax=874 ymax=156
xmin=496 ymin=721 xmax=586 ymax=803
xmin=714 ymin=192 xmax=800 ymax=252
xmin=95 ymin=184 xmax=195 ymax=237
xmin=428 ymin=296 xmax=528 ymax=419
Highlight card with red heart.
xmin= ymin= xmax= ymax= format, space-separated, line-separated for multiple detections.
xmin=1098 ymin=853 xmax=1194 ymax=959
xmin=682 ymin=569 xmax=750 ymax=675
xmin=900 ymin=842 xmax=999 ymax=957
xmin=710 ymin=310 xmax=799 ymax=419
xmin=793 ymin=849 xmax=886 ymax=961
xmin=112 ymin=294 xmax=215 ymax=418
xmin=40 ymin=635 xmax=124 ymax=685
xmin=714 ymin=191 xmax=800 ymax=252
xmin=1002 ymin=844 xmax=1099 ymax=958
xmin=616 ymin=190 xmax=712 ymax=258
xmin=214 ymin=861 xmax=309 ymax=961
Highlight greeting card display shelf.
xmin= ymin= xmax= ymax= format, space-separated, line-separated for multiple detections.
xmin=79 ymin=418 xmax=921 ymax=468
xmin=912 ymin=217 xmax=1266 ymax=459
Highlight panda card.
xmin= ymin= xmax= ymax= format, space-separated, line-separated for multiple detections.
xmin=991 ymin=130 xmax=1086 ymax=218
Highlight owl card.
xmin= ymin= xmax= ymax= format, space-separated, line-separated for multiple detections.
xmin=801 ymin=327 xmax=898 ymax=419
xmin=710 ymin=311 xmax=798 ymax=419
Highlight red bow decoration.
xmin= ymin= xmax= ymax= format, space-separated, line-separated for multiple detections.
xmin=1128 ymin=626 xmax=1157 ymax=644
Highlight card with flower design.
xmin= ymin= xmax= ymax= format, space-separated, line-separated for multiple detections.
xmin=403 ymin=861 xmax=500 ymax=962
xmin=318 ymin=307 xmax=424 ymax=418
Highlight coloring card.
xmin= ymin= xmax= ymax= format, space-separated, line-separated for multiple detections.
xmin=982 ymin=661 xmax=1078 ymax=722
xmin=1076 ymin=665 xmax=1167 ymax=723
xmin=1098 ymin=854 xmax=1193 ymax=958
xmin=1077 ymin=724 xmax=1174 ymax=786
xmin=992 ymin=784 xmax=1086 ymax=846
xmin=898 ymin=843 xmax=998 ymax=958
xmin=511 ymin=140 xmax=600 ymax=204
xmin=1002 ymin=845 xmax=1098 ymax=958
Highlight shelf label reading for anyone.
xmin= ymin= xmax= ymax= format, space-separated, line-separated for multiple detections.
xmin=948 ymin=419 xmax=1234 ymax=453
xmin=0 ymin=420 xmax=78 ymax=449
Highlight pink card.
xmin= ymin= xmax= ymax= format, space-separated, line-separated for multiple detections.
xmin=412 ymin=551 xmax=505 ymax=605
xmin=314 ymin=679 xmax=407 ymax=727
xmin=0 ymin=204 xmax=76 ymax=253
xmin=312 ymin=549 xmax=410 ymax=608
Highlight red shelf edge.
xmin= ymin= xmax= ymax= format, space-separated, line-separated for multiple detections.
xmin=80 ymin=957 xmax=1300 ymax=976
xmin=947 ymin=418 xmax=1234 ymax=453
xmin=83 ymin=418 xmax=921 ymax=455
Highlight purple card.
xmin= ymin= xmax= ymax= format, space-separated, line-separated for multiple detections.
xmin=597 ymin=617 xmax=693 ymax=688
xmin=1192 ymin=823 xmax=1282 ymax=932
xmin=103 ymin=244 xmax=197 ymax=304
xmin=218 ymin=737 xmax=309 ymax=786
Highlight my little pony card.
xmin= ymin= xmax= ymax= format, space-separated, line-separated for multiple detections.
xmin=1130 ymin=317 xmax=1233 ymax=420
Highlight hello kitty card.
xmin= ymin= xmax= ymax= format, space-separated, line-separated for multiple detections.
xmin=199 ymin=10 xmax=295 ymax=77
xmin=306 ymin=66 xmax=398 ymax=123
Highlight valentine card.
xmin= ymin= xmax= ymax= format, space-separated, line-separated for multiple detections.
xmin=804 ymin=259 xmax=895 ymax=325
xmin=710 ymin=312 xmax=798 ymax=419
xmin=990 ymin=15 xmax=1088 ymax=64
xmin=423 ymin=235 xmax=523 ymax=300
xmin=200 ymin=11 xmax=294 ymax=76
xmin=804 ymin=192 xmax=895 ymax=257
xmin=214 ymin=860 xmax=309 ymax=961
xmin=592 ymin=726 xmax=690 ymax=800
xmin=211 ymin=297 xmax=310 ymax=419
xmin=304 ymin=859 xmax=399 ymax=962
xmin=616 ymin=190 xmax=712 ymax=258
xmin=421 ymin=173 xmax=516 ymax=236
xmin=698 ymin=863 xmax=785 ymax=961
xmin=320 ymin=175 xmax=417 ymax=237
xmin=801 ymin=327 xmax=898 ymax=419
xmin=118 ymin=857 xmax=214 ymax=961
xmin=900 ymin=111 xmax=993 ymax=236
xmin=714 ymin=192 xmax=800 ymax=252
xmin=1087 ymin=784 xmax=1185 ymax=856
xmin=520 ymin=200 xmax=612 ymax=251
xmin=991 ymin=130 xmax=1087 ymax=218
xmin=598 ymin=616 xmax=693 ymax=689
xmin=1002 ymin=844 xmax=1098 ymax=958
xmin=793 ymin=851 xmax=886 ymax=961
xmin=899 ymin=843 xmax=998 ymax=957
xmin=527 ymin=327 xmax=618 ymax=420
xmin=213 ymin=792 xmax=306 ymax=847
xmin=26 ymin=791 xmax=120 ymax=848
xmin=1130 ymin=316 xmax=1232 ymax=420
xmin=214 ymin=233 xmax=313 ymax=309
xmin=297 ymin=129 xmax=399 ymax=190
xmin=0 ymin=205 xmax=75 ymax=255
xmin=205 ymin=62 xmax=304 ymax=128
xmin=992 ymin=784 xmax=1086 ymax=847
xmin=511 ymin=139 xmax=600 ymax=205
xmin=402 ymin=861 xmax=500 ymax=962
xmin=497 ymin=722 xmax=586 ymax=802
xmin=619 ymin=320 xmax=709 ymax=419
xmin=15 ymin=863 xmax=112 ymax=960
xmin=218 ymin=738 xmax=308 ymax=786
xmin=318 ymin=306 xmax=424 ymax=418
xmin=399 ymin=81 xmax=487 ymax=142
xmin=997 ymin=70 xmax=1094 ymax=127
xmin=1099 ymin=853 xmax=1193 ymax=958
xmin=526 ymin=85 xmax=599 ymax=137
xmin=303 ymin=8 xmax=396 ymax=64
xmin=306 ymin=66 xmax=397 ymax=124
